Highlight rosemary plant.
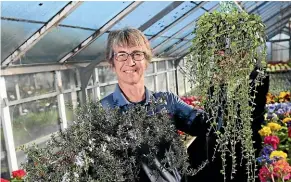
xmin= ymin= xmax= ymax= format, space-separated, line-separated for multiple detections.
xmin=21 ymin=101 xmax=197 ymax=181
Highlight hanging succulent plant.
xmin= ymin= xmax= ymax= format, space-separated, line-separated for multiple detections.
xmin=186 ymin=7 xmax=267 ymax=181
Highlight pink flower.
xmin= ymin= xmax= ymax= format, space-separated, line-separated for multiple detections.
xmin=259 ymin=166 xmax=272 ymax=182
xmin=0 ymin=178 xmax=9 ymax=182
xmin=264 ymin=136 xmax=280 ymax=150
xmin=272 ymin=160 xmax=291 ymax=180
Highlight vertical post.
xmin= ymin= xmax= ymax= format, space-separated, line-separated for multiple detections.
xmin=183 ymin=58 xmax=188 ymax=94
xmin=94 ymin=68 xmax=101 ymax=100
xmin=289 ymin=21 xmax=291 ymax=61
xmin=69 ymin=70 xmax=78 ymax=110
xmin=271 ymin=43 xmax=273 ymax=61
xmin=14 ymin=80 xmax=22 ymax=115
xmin=55 ymin=71 xmax=67 ymax=131
xmin=0 ymin=77 xmax=18 ymax=172
xmin=154 ymin=62 xmax=158 ymax=91
xmin=175 ymin=62 xmax=179 ymax=96
xmin=165 ymin=60 xmax=170 ymax=91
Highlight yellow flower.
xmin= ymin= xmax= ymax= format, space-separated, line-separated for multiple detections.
xmin=270 ymin=151 xmax=288 ymax=160
xmin=282 ymin=117 xmax=291 ymax=123
xmin=258 ymin=126 xmax=272 ymax=136
xmin=267 ymin=122 xmax=282 ymax=131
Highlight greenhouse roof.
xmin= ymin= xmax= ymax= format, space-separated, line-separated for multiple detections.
xmin=1 ymin=1 xmax=291 ymax=68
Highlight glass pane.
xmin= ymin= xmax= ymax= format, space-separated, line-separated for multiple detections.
xmin=176 ymin=28 xmax=193 ymax=39
xmin=63 ymin=93 xmax=74 ymax=125
xmin=61 ymin=69 xmax=78 ymax=90
xmin=10 ymin=97 xmax=60 ymax=147
xmin=20 ymin=27 xmax=93 ymax=64
xmin=160 ymin=8 xmax=204 ymax=37
xmin=87 ymin=76 xmax=94 ymax=87
xmin=169 ymin=71 xmax=177 ymax=94
xmin=5 ymin=72 xmax=55 ymax=100
xmin=177 ymin=69 xmax=185 ymax=96
xmin=168 ymin=60 xmax=175 ymax=69
xmin=98 ymin=65 xmax=117 ymax=83
xmin=110 ymin=1 xmax=172 ymax=31
xmin=87 ymin=88 xmax=94 ymax=101
xmin=5 ymin=76 xmax=18 ymax=102
xmin=1 ymin=20 xmax=42 ymax=61
xmin=12 ymin=72 xmax=56 ymax=99
xmin=168 ymin=42 xmax=192 ymax=56
xmin=62 ymin=1 xmax=132 ymax=29
xmin=157 ymin=73 xmax=167 ymax=91
xmin=150 ymin=37 xmax=168 ymax=49
xmin=68 ymin=33 xmax=108 ymax=62
xmin=203 ymin=1 xmax=218 ymax=11
xmin=145 ymin=63 xmax=154 ymax=74
xmin=144 ymin=2 xmax=197 ymax=36
xmin=1 ymin=1 xmax=68 ymax=21
xmin=157 ymin=60 xmax=166 ymax=72
xmin=154 ymin=39 xmax=180 ymax=55
xmin=145 ymin=76 xmax=155 ymax=91
xmin=100 ymin=84 xmax=116 ymax=99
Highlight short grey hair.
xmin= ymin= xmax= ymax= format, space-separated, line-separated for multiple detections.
xmin=106 ymin=28 xmax=152 ymax=65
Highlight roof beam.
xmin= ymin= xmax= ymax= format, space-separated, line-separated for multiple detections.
xmin=269 ymin=38 xmax=291 ymax=43
xmin=59 ymin=1 xmax=143 ymax=63
xmin=249 ymin=1 xmax=269 ymax=14
xmin=267 ymin=20 xmax=290 ymax=41
xmin=1 ymin=1 xmax=82 ymax=67
xmin=263 ymin=4 xmax=291 ymax=25
xmin=267 ymin=16 xmax=291 ymax=36
xmin=169 ymin=43 xmax=191 ymax=57
xmin=138 ymin=1 xmax=183 ymax=31
xmin=149 ymin=1 xmax=208 ymax=43
xmin=233 ymin=1 xmax=246 ymax=12
xmin=159 ymin=33 xmax=192 ymax=56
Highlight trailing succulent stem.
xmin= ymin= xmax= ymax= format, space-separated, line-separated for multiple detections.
xmin=186 ymin=9 xmax=267 ymax=181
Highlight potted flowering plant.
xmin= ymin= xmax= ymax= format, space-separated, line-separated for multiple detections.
xmin=257 ymin=99 xmax=291 ymax=181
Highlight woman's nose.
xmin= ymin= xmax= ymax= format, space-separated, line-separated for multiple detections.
xmin=125 ymin=55 xmax=136 ymax=66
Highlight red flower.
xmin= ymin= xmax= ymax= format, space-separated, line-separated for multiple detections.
xmin=259 ymin=166 xmax=272 ymax=182
xmin=12 ymin=169 xmax=26 ymax=179
xmin=288 ymin=127 xmax=291 ymax=138
xmin=0 ymin=178 xmax=9 ymax=182
xmin=264 ymin=136 xmax=280 ymax=150
xmin=177 ymin=130 xmax=185 ymax=135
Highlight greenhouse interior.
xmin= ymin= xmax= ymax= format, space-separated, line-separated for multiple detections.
xmin=1 ymin=1 xmax=291 ymax=182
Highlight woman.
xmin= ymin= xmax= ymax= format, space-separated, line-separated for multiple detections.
xmin=100 ymin=28 xmax=210 ymax=182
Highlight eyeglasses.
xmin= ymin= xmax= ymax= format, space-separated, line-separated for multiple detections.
xmin=114 ymin=51 xmax=146 ymax=62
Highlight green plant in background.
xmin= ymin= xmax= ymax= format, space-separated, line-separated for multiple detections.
xmin=186 ymin=3 xmax=267 ymax=181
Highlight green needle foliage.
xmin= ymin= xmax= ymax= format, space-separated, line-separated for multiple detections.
xmin=21 ymin=100 xmax=197 ymax=181
xmin=186 ymin=8 xmax=267 ymax=182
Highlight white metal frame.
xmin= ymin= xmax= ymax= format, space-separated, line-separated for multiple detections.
xmin=1 ymin=77 xmax=18 ymax=172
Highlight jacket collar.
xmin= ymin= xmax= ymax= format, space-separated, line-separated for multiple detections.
xmin=112 ymin=84 xmax=153 ymax=107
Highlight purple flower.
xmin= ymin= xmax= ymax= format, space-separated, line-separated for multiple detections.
xmin=267 ymin=105 xmax=276 ymax=113
xmin=257 ymin=155 xmax=273 ymax=165
xmin=262 ymin=145 xmax=274 ymax=156
xmin=276 ymin=108 xmax=285 ymax=115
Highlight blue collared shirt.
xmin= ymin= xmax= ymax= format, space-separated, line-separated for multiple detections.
xmin=100 ymin=84 xmax=207 ymax=135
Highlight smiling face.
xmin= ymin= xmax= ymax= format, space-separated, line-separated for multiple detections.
xmin=113 ymin=45 xmax=148 ymax=85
